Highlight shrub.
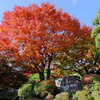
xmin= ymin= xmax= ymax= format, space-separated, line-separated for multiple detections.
xmin=75 ymin=90 xmax=91 ymax=100
xmin=28 ymin=74 xmax=40 ymax=82
xmin=18 ymin=83 xmax=34 ymax=98
xmin=91 ymin=75 xmax=100 ymax=83
xmin=91 ymin=82 xmax=100 ymax=100
xmin=34 ymin=80 xmax=57 ymax=97
xmin=55 ymin=92 xmax=70 ymax=100
xmin=34 ymin=82 xmax=41 ymax=96
xmin=45 ymin=93 xmax=54 ymax=100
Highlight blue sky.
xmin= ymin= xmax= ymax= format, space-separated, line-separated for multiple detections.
xmin=0 ymin=0 xmax=100 ymax=26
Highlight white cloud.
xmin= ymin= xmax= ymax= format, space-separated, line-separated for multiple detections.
xmin=71 ymin=0 xmax=78 ymax=6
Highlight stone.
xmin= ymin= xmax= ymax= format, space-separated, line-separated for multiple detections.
xmin=60 ymin=76 xmax=83 ymax=93
xmin=55 ymin=78 xmax=62 ymax=88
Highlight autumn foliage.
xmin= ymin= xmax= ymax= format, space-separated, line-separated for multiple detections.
xmin=0 ymin=3 xmax=91 ymax=80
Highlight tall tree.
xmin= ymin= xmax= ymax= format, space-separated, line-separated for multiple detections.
xmin=91 ymin=9 xmax=100 ymax=69
xmin=0 ymin=3 xmax=91 ymax=80
xmin=91 ymin=9 xmax=100 ymax=50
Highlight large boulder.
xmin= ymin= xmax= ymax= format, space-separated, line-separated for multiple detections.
xmin=60 ymin=76 xmax=83 ymax=93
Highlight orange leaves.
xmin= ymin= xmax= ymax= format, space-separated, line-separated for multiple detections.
xmin=0 ymin=3 xmax=92 ymax=73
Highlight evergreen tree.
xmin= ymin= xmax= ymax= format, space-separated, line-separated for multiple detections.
xmin=91 ymin=9 xmax=100 ymax=50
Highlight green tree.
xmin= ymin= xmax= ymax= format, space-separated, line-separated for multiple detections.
xmin=91 ymin=9 xmax=100 ymax=50
xmin=91 ymin=9 xmax=100 ymax=69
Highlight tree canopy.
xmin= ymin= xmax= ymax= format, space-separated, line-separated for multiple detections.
xmin=91 ymin=9 xmax=100 ymax=50
xmin=0 ymin=3 xmax=91 ymax=80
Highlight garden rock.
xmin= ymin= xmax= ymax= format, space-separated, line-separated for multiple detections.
xmin=60 ymin=76 xmax=83 ymax=93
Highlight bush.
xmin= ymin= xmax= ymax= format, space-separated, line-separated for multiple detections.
xmin=28 ymin=74 xmax=40 ymax=82
xmin=75 ymin=90 xmax=91 ymax=100
xmin=34 ymin=80 xmax=57 ymax=97
xmin=91 ymin=82 xmax=100 ymax=100
xmin=55 ymin=92 xmax=70 ymax=100
xmin=91 ymin=75 xmax=100 ymax=83
xmin=17 ymin=79 xmax=57 ymax=99
xmin=18 ymin=83 xmax=34 ymax=98
xmin=45 ymin=93 xmax=54 ymax=100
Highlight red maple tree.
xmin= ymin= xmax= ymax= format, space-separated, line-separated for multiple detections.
xmin=0 ymin=3 xmax=91 ymax=80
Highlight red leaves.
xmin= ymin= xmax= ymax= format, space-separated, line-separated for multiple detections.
xmin=0 ymin=3 xmax=91 ymax=70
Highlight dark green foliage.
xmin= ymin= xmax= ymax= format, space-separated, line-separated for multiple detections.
xmin=91 ymin=75 xmax=100 ymax=83
xmin=94 ymin=50 xmax=100 ymax=61
xmin=71 ymin=93 xmax=77 ymax=100
xmin=34 ymin=82 xmax=41 ymax=96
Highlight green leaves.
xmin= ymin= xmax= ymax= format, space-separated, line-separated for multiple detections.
xmin=91 ymin=25 xmax=100 ymax=38
xmin=18 ymin=83 xmax=33 ymax=97
xmin=92 ymin=9 xmax=100 ymax=49
xmin=28 ymin=74 xmax=40 ymax=82
xmin=93 ymin=9 xmax=100 ymax=25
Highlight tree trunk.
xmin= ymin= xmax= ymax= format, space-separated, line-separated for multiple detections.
xmin=47 ymin=67 xmax=51 ymax=80
xmin=39 ymin=71 xmax=45 ymax=81
xmin=47 ymin=59 xmax=52 ymax=80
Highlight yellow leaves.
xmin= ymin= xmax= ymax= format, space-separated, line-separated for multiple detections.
xmin=86 ymin=45 xmax=96 ymax=59
xmin=86 ymin=50 xmax=92 ymax=58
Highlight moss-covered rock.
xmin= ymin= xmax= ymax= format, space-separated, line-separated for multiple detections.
xmin=55 ymin=92 xmax=70 ymax=100
xmin=75 ymin=90 xmax=91 ymax=100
